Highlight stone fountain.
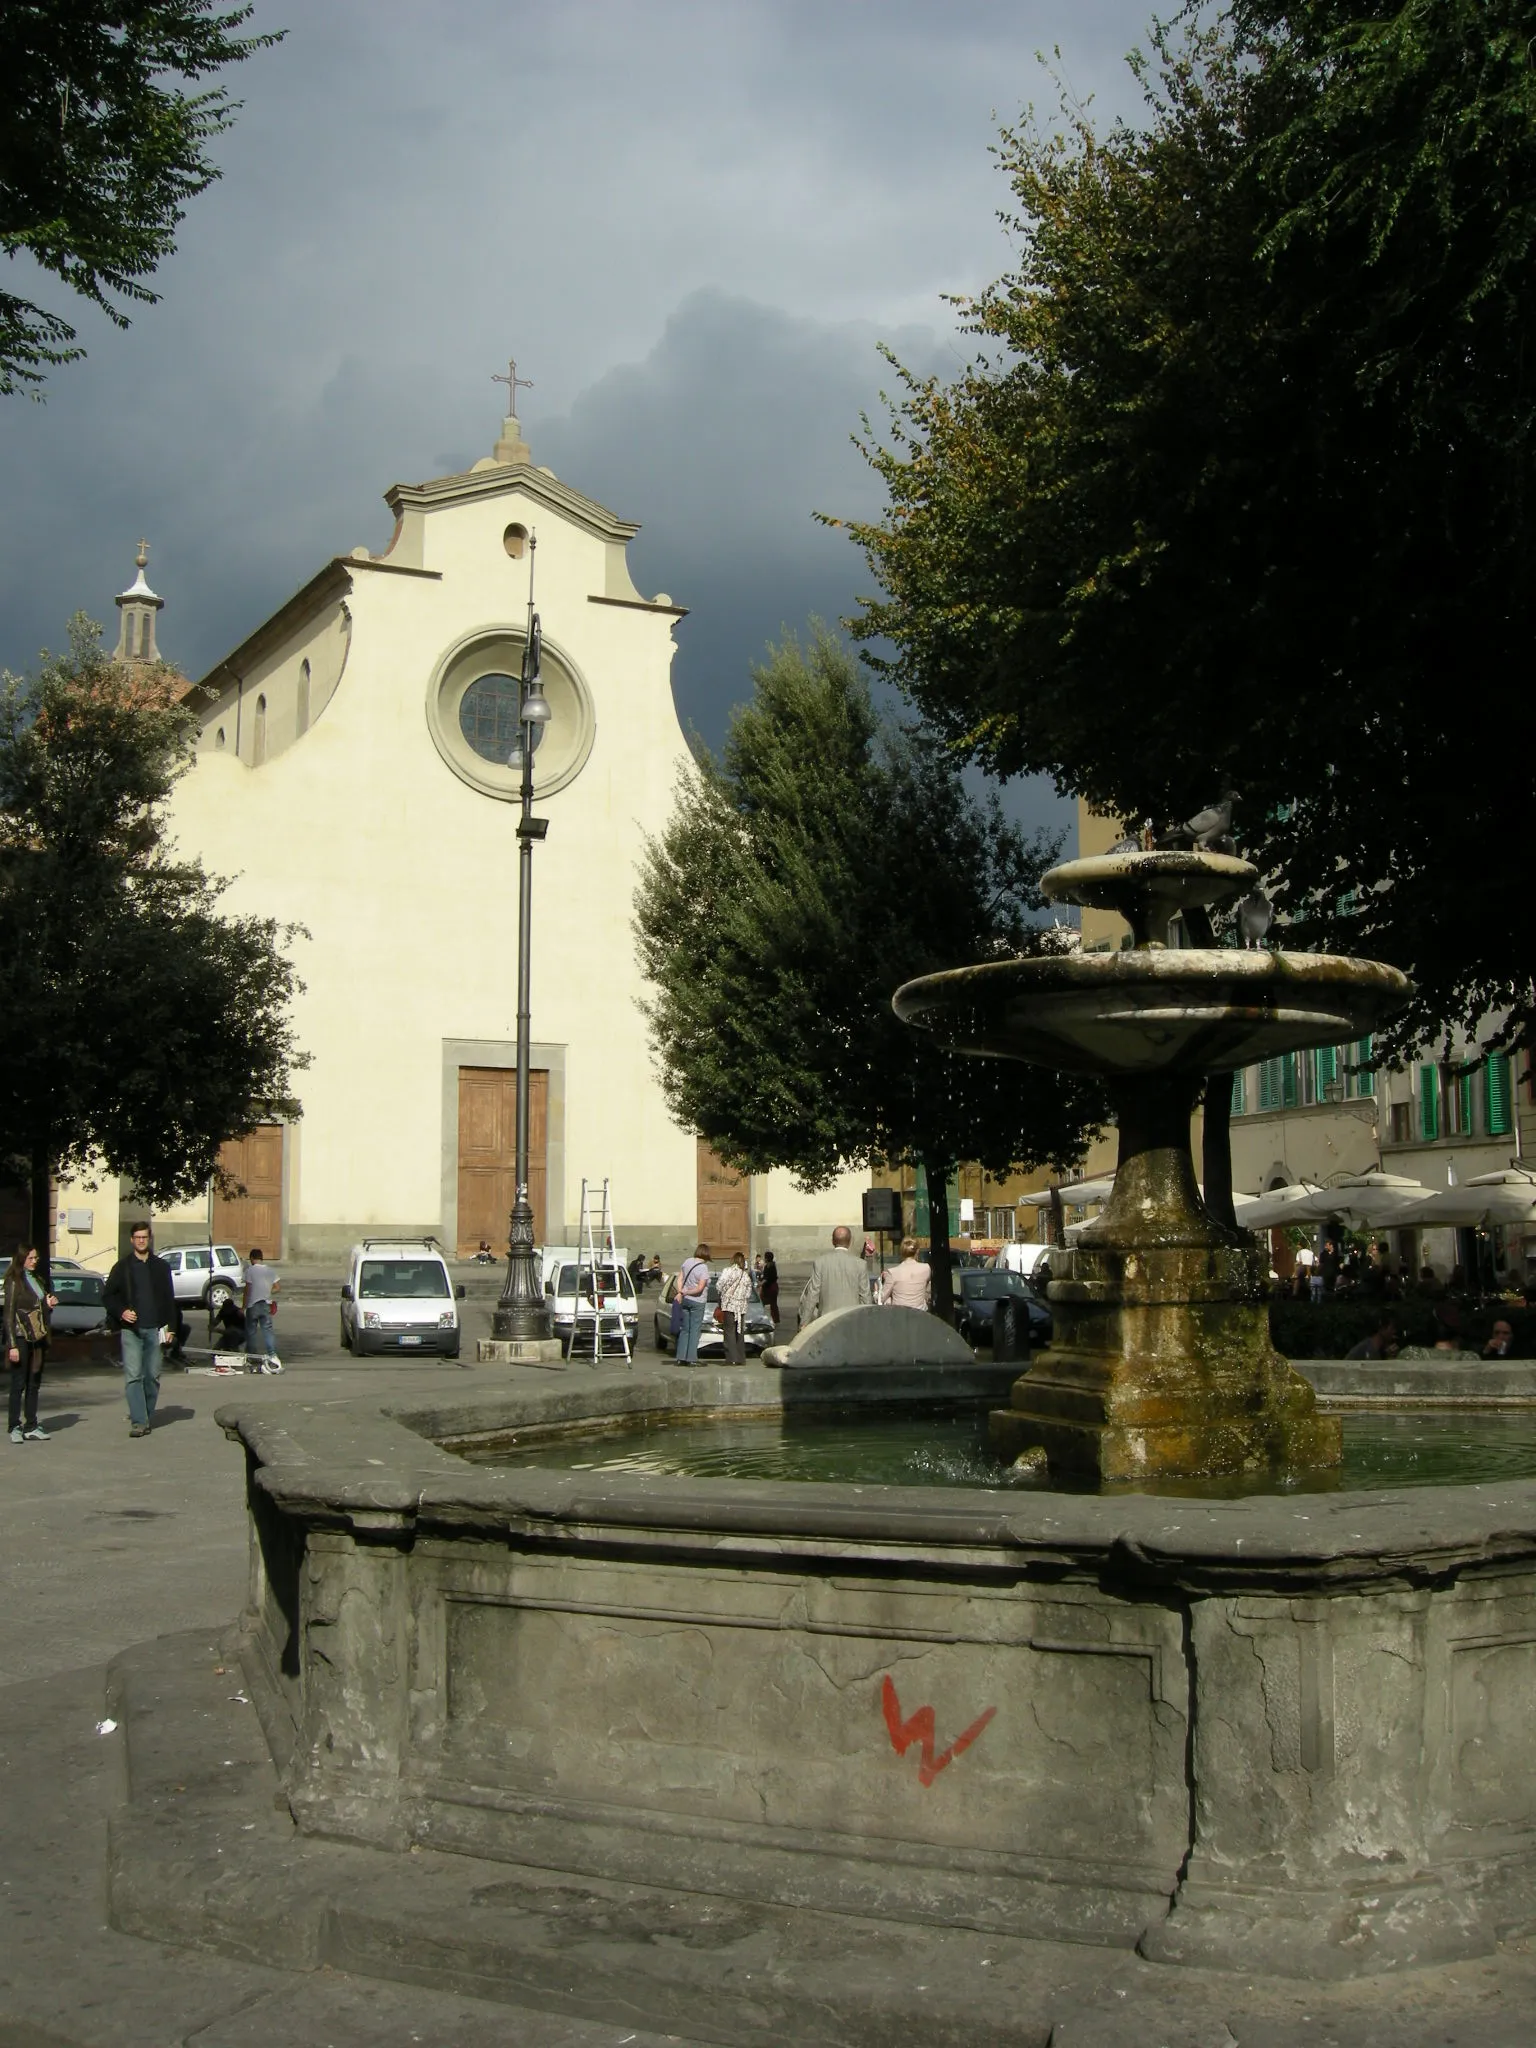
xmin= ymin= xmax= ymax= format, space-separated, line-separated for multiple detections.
xmin=109 ymin=852 xmax=1536 ymax=2026
xmin=894 ymin=849 xmax=1410 ymax=1484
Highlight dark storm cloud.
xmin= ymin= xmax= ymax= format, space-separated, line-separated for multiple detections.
xmin=0 ymin=0 xmax=1154 ymax=847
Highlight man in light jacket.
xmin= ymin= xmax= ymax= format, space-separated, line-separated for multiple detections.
xmin=799 ymin=1226 xmax=869 ymax=1325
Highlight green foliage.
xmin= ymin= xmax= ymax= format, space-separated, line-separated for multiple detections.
xmin=1 ymin=2 xmax=282 ymax=395
xmin=842 ymin=4 xmax=1536 ymax=1063
xmin=634 ymin=626 xmax=1107 ymax=1200
xmin=0 ymin=615 xmax=306 ymax=1217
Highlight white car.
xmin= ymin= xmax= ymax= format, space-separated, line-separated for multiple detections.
xmin=340 ymin=1239 xmax=464 ymax=1358
xmin=162 ymin=1243 xmax=245 ymax=1311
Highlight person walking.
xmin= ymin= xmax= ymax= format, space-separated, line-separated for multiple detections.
xmin=717 ymin=1250 xmax=753 ymax=1365
xmin=104 ymin=1223 xmax=177 ymax=1437
xmin=879 ymin=1238 xmax=932 ymax=1311
xmin=799 ymin=1226 xmax=869 ymax=1324
xmin=243 ymin=1248 xmax=281 ymax=1371
xmin=6 ymin=1246 xmax=58 ymax=1443
xmin=759 ymin=1250 xmax=780 ymax=1328
xmin=674 ymin=1243 xmax=712 ymax=1364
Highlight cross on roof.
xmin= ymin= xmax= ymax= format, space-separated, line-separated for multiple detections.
xmin=136 ymin=538 xmax=149 ymax=569
xmin=492 ymin=358 xmax=533 ymax=411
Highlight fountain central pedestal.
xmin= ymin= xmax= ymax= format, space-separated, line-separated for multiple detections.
xmin=895 ymin=851 xmax=1410 ymax=1484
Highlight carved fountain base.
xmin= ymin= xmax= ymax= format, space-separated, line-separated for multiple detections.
xmin=990 ymin=1239 xmax=1340 ymax=1483
xmin=990 ymin=1073 xmax=1341 ymax=1485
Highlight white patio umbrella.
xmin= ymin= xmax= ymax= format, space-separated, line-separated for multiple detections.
xmin=1282 ymin=1171 xmax=1434 ymax=1230
xmin=1238 ymin=1181 xmax=1324 ymax=1231
xmin=1018 ymin=1178 xmax=1115 ymax=1209
xmin=1407 ymin=1169 xmax=1536 ymax=1231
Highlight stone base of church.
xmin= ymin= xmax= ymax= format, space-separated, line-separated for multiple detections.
xmin=477 ymin=1337 xmax=566 ymax=1367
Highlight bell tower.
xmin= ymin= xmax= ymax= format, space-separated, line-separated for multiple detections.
xmin=114 ymin=540 xmax=164 ymax=663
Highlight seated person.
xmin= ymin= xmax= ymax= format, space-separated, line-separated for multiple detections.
xmin=472 ymin=1240 xmax=495 ymax=1263
xmin=1483 ymin=1318 xmax=1516 ymax=1360
xmin=214 ymin=1295 xmax=248 ymax=1345
xmin=1345 ymin=1316 xmax=1399 ymax=1360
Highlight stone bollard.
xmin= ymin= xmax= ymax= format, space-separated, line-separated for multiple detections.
xmin=993 ymin=1297 xmax=1028 ymax=1363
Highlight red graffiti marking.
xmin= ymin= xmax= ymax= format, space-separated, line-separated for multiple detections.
xmin=881 ymin=1674 xmax=996 ymax=1787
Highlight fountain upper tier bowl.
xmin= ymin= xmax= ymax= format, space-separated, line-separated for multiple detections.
xmin=893 ymin=850 xmax=1410 ymax=1076
xmin=893 ymin=946 xmax=1409 ymax=1076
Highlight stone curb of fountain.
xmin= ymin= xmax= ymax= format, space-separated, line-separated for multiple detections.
xmin=105 ymin=1628 xmax=1109 ymax=2048
xmin=1298 ymin=1360 xmax=1536 ymax=1404
xmin=105 ymin=1628 xmax=1536 ymax=2048
xmin=214 ymin=1370 xmax=1536 ymax=1590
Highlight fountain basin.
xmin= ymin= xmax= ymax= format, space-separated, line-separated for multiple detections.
xmin=892 ymin=948 xmax=1410 ymax=1076
xmin=212 ymin=1369 xmax=1536 ymax=1983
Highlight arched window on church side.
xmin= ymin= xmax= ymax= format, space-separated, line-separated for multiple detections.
xmin=253 ymin=693 xmax=268 ymax=767
xmin=297 ymin=659 xmax=311 ymax=736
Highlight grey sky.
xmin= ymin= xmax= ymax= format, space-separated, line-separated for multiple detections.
xmin=0 ymin=0 xmax=1155 ymax=840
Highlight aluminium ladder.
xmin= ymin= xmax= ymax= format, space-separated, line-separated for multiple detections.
xmin=570 ymin=1177 xmax=632 ymax=1367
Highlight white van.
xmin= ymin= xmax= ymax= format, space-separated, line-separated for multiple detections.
xmin=340 ymin=1239 xmax=464 ymax=1358
xmin=992 ymin=1241 xmax=1053 ymax=1280
xmin=540 ymin=1246 xmax=638 ymax=1357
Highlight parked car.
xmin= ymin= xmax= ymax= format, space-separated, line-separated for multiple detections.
xmin=654 ymin=1275 xmax=774 ymax=1358
xmin=48 ymin=1268 xmax=109 ymax=1335
xmin=544 ymin=1254 xmax=639 ymax=1357
xmin=340 ymin=1239 xmax=465 ymax=1358
xmin=953 ymin=1266 xmax=1053 ymax=1349
xmin=162 ymin=1243 xmax=244 ymax=1312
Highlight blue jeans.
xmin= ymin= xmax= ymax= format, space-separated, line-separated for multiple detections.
xmin=121 ymin=1325 xmax=163 ymax=1426
xmin=246 ymin=1302 xmax=278 ymax=1360
xmin=675 ymin=1296 xmax=707 ymax=1363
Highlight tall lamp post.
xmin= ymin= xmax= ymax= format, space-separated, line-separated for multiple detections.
xmin=493 ymin=535 xmax=554 ymax=1341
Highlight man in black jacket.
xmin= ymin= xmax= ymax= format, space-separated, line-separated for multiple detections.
xmin=103 ymin=1225 xmax=178 ymax=1438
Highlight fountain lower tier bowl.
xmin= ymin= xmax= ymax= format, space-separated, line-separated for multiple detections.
xmin=204 ymin=1373 xmax=1536 ymax=1990
xmin=893 ymin=948 xmax=1409 ymax=1076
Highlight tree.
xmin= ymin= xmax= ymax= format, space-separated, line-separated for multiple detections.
xmin=0 ymin=616 xmax=305 ymax=1264
xmin=1 ymin=3 xmax=282 ymax=396
xmin=633 ymin=628 xmax=1105 ymax=1316
xmin=841 ymin=4 xmax=1536 ymax=1069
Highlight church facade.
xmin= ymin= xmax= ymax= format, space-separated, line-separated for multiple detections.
xmin=130 ymin=408 xmax=856 ymax=1263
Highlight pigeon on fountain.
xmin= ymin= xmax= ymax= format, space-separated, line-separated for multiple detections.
xmin=1237 ymin=889 xmax=1274 ymax=949
xmin=1161 ymin=793 xmax=1238 ymax=855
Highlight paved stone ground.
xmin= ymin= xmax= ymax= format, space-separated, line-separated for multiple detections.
xmin=4 ymin=1299 xmax=1536 ymax=2045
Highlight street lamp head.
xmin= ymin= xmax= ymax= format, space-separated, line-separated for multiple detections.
xmin=522 ymin=688 xmax=553 ymax=727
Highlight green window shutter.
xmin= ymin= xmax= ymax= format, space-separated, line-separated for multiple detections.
xmin=1316 ymin=1046 xmax=1338 ymax=1091
xmin=1458 ymin=1070 xmax=1474 ymax=1134
xmin=1419 ymin=1064 xmax=1440 ymax=1141
xmin=1353 ymin=1037 xmax=1375 ymax=1098
xmin=1487 ymin=1056 xmax=1513 ymax=1137
xmin=1231 ymin=1068 xmax=1247 ymax=1116
xmin=913 ymin=1168 xmax=929 ymax=1235
xmin=1282 ymin=1053 xmax=1299 ymax=1108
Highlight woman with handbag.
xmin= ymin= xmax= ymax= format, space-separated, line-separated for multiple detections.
xmin=674 ymin=1243 xmax=712 ymax=1365
xmin=6 ymin=1245 xmax=58 ymax=1444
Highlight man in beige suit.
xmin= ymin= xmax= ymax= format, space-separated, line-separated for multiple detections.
xmin=798 ymin=1226 xmax=870 ymax=1324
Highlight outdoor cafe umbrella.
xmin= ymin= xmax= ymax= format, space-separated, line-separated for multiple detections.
xmin=1019 ymin=1178 xmax=1116 ymax=1209
xmin=1237 ymin=1181 xmax=1324 ymax=1231
xmin=1406 ymin=1169 xmax=1536 ymax=1232
xmin=1280 ymin=1171 xmax=1434 ymax=1231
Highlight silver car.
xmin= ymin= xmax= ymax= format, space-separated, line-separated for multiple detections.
xmin=655 ymin=1276 xmax=774 ymax=1357
xmin=48 ymin=1269 xmax=109 ymax=1335
xmin=162 ymin=1243 xmax=245 ymax=1311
